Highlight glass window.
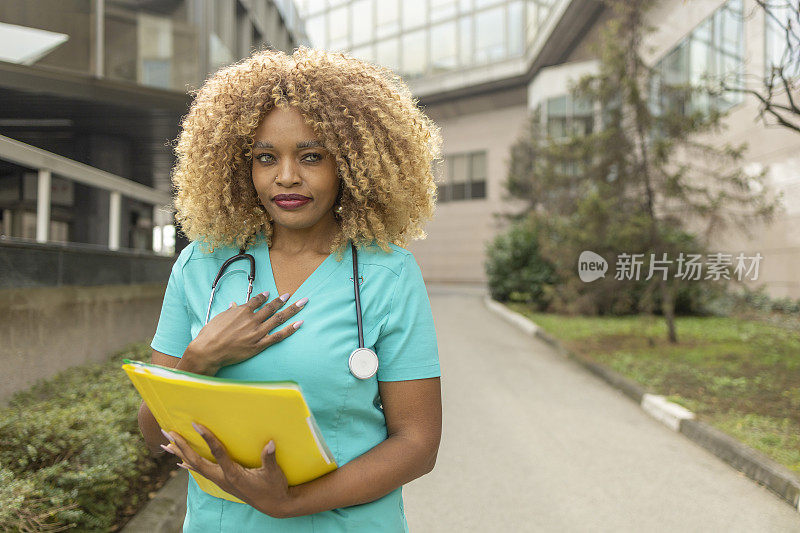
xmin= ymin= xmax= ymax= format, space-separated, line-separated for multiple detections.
xmin=572 ymin=97 xmax=594 ymax=136
xmin=377 ymin=0 xmax=400 ymax=38
xmin=304 ymin=0 xmax=328 ymax=16
xmin=475 ymin=6 xmax=505 ymax=63
xmin=305 ymin=14 xmax=327 ymax=48
xmin=328 ymin=5 xmax=349 ymax=49
xmin=546 ymin=95 xmax=568 ymax=138
xmin=471 ymin=152 xmax=487 ymax=180
xmin=376 ymin=37 xmax=400 ymax=71
xmin=430 ymin=0 xmax=457 ymax=22
xmin=508 ymin=1 xmax=524 ymax=56
xmin=139 ymin=13 xmax=172 ymax=89
xmin=651 ymin=0 xmax=744 ymax=117
xmin=402 ymin=29 xmax=427 ymax=77
xmin=430 ymin=21 xmax=457 ymax=72
xmin=351 ymin=0 xmax=374 ymax=45
xmin=403 ymin=0 xmax=428 ymax=30
xmin=471 ymin=151 xmax=487 ymax=199
xmin=439 ymin=151 xmax=487 ymax=202
xmin=459 ymin=15 xmax=473 ymax=66
xmin=765 ymin=1 xmax=799 ymax=77
xmin=475 ymin=0 xmax=503 ymax=7
xmin=350 ymin=44 xmax=374 ymax=63
xmin=450 ymin=154 xmax=468 ymax=200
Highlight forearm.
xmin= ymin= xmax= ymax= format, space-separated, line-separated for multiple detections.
xmin=137 ymin=352 xmax=219 ymax=455
xmin=279 ymin=433 xmax=438 ymax=518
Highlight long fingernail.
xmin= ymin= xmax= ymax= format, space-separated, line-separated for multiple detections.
xmin=280 ymin=293 xmax=291 ymax=302
xmin=177 ymin=462 xmax=192 ymax=470
xmin=160 ymin=443 xmax=176 ymax=455
xmin=161 ymin=428 xmax=174 ymax=443
xmin=293 ymin=320 xmax=304 ymax=330
xmin=295 ymin=297 xmax=308 ymax=308
xmin=260 ymin=291 xmax=269 ymax=298
xmin=266 ymin=440 xmax=275 ymax=454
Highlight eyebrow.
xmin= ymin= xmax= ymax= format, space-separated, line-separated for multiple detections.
xmin=254 ymin=140 xmax=322 ymax=149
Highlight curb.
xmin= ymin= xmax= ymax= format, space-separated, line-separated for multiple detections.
xmin=483 ymin=296 xmax=800 ymax=513
xmin=122 ymin=469 xmax=188 ymax=532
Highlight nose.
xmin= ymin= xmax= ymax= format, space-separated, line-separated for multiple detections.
xmin=274 ymin=158 xmax=301 ymax=187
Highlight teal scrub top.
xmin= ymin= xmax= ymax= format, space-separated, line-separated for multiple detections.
xmin=150 ymin=232 xmax=441 ymax=532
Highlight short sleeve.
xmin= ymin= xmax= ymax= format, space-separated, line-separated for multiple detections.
xmin=150 ymin=254 xmax=193 ymax=358
xmin=374 ymin=253 xmax=440 ymax=381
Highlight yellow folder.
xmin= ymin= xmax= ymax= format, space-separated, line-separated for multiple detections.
xmin=122 ymin=359 xmax=337 ymax=504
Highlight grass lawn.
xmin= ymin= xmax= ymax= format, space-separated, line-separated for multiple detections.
xmin=505 ymin=304 xmax=800 ymax=475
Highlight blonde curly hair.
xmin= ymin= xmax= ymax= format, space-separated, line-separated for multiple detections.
xmin=170 ymin=46 xmax=443 ymax=260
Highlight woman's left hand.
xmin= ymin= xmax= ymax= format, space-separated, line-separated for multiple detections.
xmin=162 ymin=423 xmax=295 ymax=518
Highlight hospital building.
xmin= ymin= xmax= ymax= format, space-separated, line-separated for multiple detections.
xmin=294 ymin=0 xmax=799 ymax=299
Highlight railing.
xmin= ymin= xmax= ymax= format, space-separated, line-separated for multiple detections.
xmin=0 ymin=134 xmax=172 ymax=252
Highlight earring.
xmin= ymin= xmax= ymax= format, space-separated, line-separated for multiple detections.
xmin=334 ymin=205 xmax=343 ymax=214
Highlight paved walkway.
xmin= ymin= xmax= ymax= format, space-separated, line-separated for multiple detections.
xmin=403 ymin=284 xmax=800 ymax=532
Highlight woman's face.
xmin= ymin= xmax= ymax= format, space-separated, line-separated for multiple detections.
xmin=251 ymin=105 xmax=340 ymax=235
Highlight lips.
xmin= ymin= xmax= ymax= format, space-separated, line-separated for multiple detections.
xmin=273 ymin=194 xmax=311 ymax=210
xmin=273 ymin=194 xmax=311 ymax=201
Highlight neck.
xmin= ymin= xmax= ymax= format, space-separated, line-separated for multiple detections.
xmin=269 ymin=213 xmax=341 ymax=255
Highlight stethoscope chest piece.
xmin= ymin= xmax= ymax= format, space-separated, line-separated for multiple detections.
xmin=349 ymin=347 xmax=378 ymax=379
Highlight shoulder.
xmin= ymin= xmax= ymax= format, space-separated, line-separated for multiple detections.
xmin=355 ymin=241 xmax=417 ymax=279
xmin=179 ymin=240 xmax=241 ymax=264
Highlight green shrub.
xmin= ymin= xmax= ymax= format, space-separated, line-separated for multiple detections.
xmin=484 ymin=216 xmax=557 ymax=308
xmin=0 ymin=343 xmax=158 ymax=532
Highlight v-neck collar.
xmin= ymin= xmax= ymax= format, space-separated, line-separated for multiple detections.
xmin=260 ymin=237 xmax=349 ymax=299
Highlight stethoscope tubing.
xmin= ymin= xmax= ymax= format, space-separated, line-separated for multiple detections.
xmin=202 ymin=239 xmax=376 ymax=378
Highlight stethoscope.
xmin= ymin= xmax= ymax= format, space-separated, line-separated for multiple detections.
xmin=204 ymin=240 xmax=379 ymax=379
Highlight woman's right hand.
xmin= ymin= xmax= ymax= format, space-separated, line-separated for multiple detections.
xmin=185 ymin=292 xmax=306 ymax=374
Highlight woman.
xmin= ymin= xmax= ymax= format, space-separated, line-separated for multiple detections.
xmin=137 ymin=46 xmax=443 ymax=532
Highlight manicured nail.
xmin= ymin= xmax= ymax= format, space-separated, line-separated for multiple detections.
xmin=266 ymin=440 xmax=275 ymax=454
xmin=293 ymin=320 xmax=304 ymax=330
xmin=160 ymin=428 xmax=174 ymax=443
xmin=280 ymin=293 xmax=291 ymax=302
xmin=192 ymin=421 xmax=203 ymax=435
xmin=177 ymin=462 xmax=192 ymax=470
xmin=160 ymin=443 xmax=176 ymax=455
xmin=295 ymin=297 xmax=309 ymax=308
xmin=260 ymin=291 xmax=269 ymax=298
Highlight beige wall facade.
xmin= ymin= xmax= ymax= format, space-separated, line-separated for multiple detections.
xmin=408 ymin=89 xmax=530 ymax=283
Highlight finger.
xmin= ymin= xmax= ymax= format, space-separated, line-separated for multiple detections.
xmin=251 ymin=293 xmax=292 ymax=322
xmin=244 ymin=291 xmax=270 ymax=312
xmin=191 ymin=422 xmax=241 ymax=474
xmin=168 ymin=429 xmax=223 ymax=478
xmin=256 ymin=320 xmax=302 ymax=350
xmin=255 ymin=296 xmax=306 ymax=325
xmin=260 ymin=440 xmax=278 ymax=472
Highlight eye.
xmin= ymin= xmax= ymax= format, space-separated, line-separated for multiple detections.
xmin=303 ymin=152 xmax=323 ymax=163
xmin=254 ymin=153 xmax=274 ymax=164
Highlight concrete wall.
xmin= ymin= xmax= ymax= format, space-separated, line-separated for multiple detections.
xmin=0 ymin=283 xmax=164 ymax=406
